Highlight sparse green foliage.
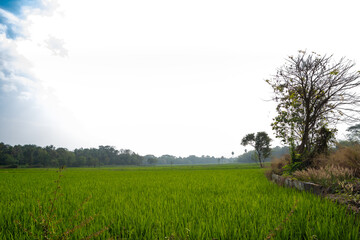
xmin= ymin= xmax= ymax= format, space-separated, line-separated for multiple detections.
xmin=267 ymin=50 xmax=360 ymax=167
xmin=241 ymin=132 xmax=271 ymax=167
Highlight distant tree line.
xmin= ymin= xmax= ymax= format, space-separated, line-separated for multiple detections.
xmin=0 ymin=143 xmax=144 ymax=168
xmin=0 ymin=142 xmax=290 ymax=168
xmin=0 ymin=143 xmax=236 ymax=168
xmin=237 ymin=146 xmax=289 ymax=164
xmin=144 ymin=154 xmax=234 ymax=165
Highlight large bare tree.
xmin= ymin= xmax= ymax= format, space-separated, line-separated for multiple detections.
xmin=267 ymin=50 xmax=360 ymax=167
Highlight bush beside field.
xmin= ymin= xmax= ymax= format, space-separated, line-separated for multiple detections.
xmin=269 ymin=143 xmax=360 ymax=211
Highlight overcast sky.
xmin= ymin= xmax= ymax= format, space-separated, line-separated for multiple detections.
xmin=1 ymin=0 xmax=360 ymax=157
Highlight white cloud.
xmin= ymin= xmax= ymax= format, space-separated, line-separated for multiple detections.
xmin=44 ymin=35 xmax=68 ymax=57
xmin=0 ymin=9 xmax=19 ymax=23
xmin=0 ymin=1 xmax=85 ymax=149
xmin=2 ymin=84 xmax=17 ymax=92
xmin=0 ymin=8 xmax=25 ymax=39
xmin=0 ymin=40 xmax=33 ymax=86
xmin=18 ymin=91 xmax=32 ymax=100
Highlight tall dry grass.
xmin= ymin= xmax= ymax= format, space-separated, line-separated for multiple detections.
xmin=270 ymin=154 xmax=291 ymax=175
xmin=313 ymin=144 xmax=360 ymax=177
xmin=293 ymin=165 xmax=354 ymax=187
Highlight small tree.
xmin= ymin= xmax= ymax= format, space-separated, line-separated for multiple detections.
xmin=346 ymin=124 xmax=360 ymax=143
xmin=241 ymin=132 xmax=272 ymax=168
xmin=267 ymin=50 xmax=360 ymax=168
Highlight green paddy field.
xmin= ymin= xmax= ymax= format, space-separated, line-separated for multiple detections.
xmin=1 ymin=164 xmax=359 ymax=239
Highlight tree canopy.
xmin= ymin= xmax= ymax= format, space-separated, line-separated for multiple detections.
xmin=241 ymin=132 xmax=271 ymax=168
xmin=267 ymin=50 xmax=360 ymax=167
xmin=346 ymin=124 xmax=360 ymax=143
xmin=0 ymin=143 xmax=237 ymax=168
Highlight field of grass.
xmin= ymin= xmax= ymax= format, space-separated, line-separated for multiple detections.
xmin=1 ymin=164 xmax=359 ymax=239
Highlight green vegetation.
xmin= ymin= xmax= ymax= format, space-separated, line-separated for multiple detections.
xmin=289 ymin=142 xmax=360 ymax=189
xmin=236 ymin=145 xmax=289 ymax=164
xmin=0 ymin=143 xmax=236 ymax=168
xmin=267 ymin=50 xmax=360 ymax=169
xmin=241 ymin=132 xmax=272 ymax=168
xmin=1 ymin=165 xmax=359 ymax=239
xmin=266 ymin=51 xmax=360 ymax=214
xmin=346 ymin=124 xmax=360 ymax=143
xmin=2 ymin=50 xmax=360 ymax=239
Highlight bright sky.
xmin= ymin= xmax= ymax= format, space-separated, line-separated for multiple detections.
xmin=1 ymin=0 xmax=360 ymax=157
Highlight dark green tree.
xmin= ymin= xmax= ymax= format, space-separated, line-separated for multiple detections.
xmin=241 ymin=132 xmax=271 ymax=168
xmin=267 ymin=50 xmax=360 ymax=167
xmin=147 ymin=157 xmax=158 ymax=165
xmin=346 ymin=124 xmax=360 ymax=143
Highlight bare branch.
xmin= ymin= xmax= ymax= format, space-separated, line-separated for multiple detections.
xmin=268 ymin=50 xmax=360 ymax=165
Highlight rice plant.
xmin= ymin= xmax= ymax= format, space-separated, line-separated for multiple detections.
xmin=1 ymin=164 xmax=359 ymax=239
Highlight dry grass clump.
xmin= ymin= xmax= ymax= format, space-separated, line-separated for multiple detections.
xmin=270 ymin=154 xmax=290 ymax=175
xmin=313 ymin=144 xmax=360 ymax=177
xmin=293 ymin=165 xmax=354 ymax=187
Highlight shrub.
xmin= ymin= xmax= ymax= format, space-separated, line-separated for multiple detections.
xmin=264 ymin=168 xmax=273 ymax=180
xmin=270 ymin=154 xmax=290 ymax=175
xmin=313 ymin=144 xmax=360 ymax=177
xmin=293 ymin=165 xmax=354 ymax=188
